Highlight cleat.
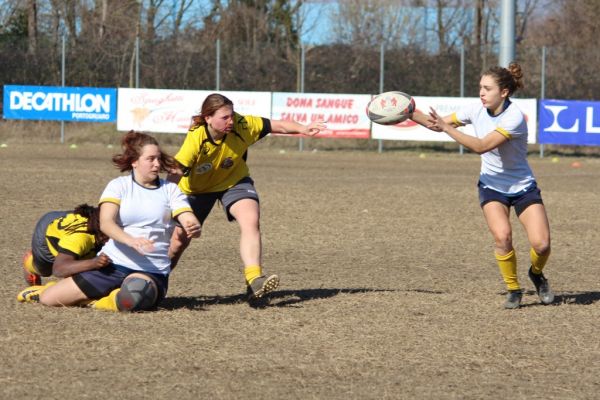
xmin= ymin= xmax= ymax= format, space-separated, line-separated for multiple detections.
xmin=16 ymin=281 xmax=56 ymax=303
xmin=17 ymin=285 xmax=44 ymax=303
xmin=529 ymin=267 xmax=555 ymax=305
xmin=247 ymin=274 xmax=279 ymax=300
xmin=504 ymin=290 xmax=522 ymax=309
xmin=22 ymin=250 xmax=42 ymax=286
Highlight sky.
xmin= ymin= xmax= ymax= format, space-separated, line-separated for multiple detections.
xmin=299 ymin=1 xmax=337 ymax=45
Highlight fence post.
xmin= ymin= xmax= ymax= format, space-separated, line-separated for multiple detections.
xmin=135 ymin=36 xmax=140 ymax=88
xmin=60 ymin=33 xmax=65 ymax=144
xmin=299 ymin=44 xmax=305 ymax=152
xmin=377 ymin=42 xmax=384 ymax=154
xmin=459 ymin=45 xmax=465 ymax=155
xmin=540 ymin=46 xmax=546 ymax=158
xmin=216 ymin=39 xmax=220 ymax=91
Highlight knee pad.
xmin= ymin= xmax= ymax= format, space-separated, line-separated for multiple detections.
xmin=116 ymin=277 xmax=158 ymax=311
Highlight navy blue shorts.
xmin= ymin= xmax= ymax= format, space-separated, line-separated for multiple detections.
xmin=187 ymin=176 xmax=260 ymax=223
xmin=478 ymin=182 xmax=544 ymax=217
xmin=72 ymin=264 xmax=169 ymax=304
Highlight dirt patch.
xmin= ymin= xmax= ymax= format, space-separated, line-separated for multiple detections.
xmin=1 ymin=142 xmax=598 ymax=399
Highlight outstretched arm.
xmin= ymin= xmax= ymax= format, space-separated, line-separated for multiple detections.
xmin=427 ymin=107 xmax=507 ymax=154
xmin=270 ymin=119 xmax=326 ymax=136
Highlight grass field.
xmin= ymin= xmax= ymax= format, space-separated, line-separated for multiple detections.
xmin=1 ymin=138 xmax=598 ymax=399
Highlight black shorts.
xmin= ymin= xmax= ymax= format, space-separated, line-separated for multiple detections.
xmin=31 ymin=211 xmax=69 ymax=276
xmin=72 ymin=264 xmax=168 ymax=304
xmin=478 ymin=182 xmax=544 ymax=217
xmin=187 ymin=177 xmax=260 ymax=223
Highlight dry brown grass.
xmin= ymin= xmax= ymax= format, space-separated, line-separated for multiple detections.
xmin=0 ymin=135 xmax=599 ymax=399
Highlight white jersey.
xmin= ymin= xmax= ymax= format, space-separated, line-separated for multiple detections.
xmin=98 ymin=174 xmax=193 ymax=275
xmin=453 ymin=100 xmax=535 ymax=195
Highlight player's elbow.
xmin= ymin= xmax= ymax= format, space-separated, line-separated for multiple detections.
xmin=51 ymin=265 xmax=70 ymax=278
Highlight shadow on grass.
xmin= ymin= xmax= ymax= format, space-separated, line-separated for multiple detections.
xmin=504 ymin=290 xmax=600 ymax=308
xmin=556 ymin=291 xmax=600 ymax=305
xmin=160 ymin=287 xmax=445 ymax=310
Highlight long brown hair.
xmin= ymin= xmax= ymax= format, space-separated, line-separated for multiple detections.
xmin=111 ymin=130 xmax=177 ymax=172
xmin=190 ymin=93 xmax=234 ymax=129
xmin=482 ymin=62 xmax=524 ymax=96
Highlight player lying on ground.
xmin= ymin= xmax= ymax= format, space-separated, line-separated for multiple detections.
xmin=21 ymin=204 xmax=110 ymax=285
xmin=409 ymin=62 xmax=554 ymax=309
xmin=18 ymin=131 xmax=201 ymax=311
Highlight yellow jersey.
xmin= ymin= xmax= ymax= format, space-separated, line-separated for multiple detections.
xmin=45 ymin=213 xmax=98 ymax=259
xmin=175 ymin=113 xmax=270 ymax=194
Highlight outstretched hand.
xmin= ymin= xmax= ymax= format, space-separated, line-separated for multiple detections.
xmin=426 ymin=107 xmax=448 ymax=133
xmin=303 ymin=120 xmax=326 ymax=136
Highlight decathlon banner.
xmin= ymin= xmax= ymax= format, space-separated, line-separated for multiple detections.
xmin=271 ymin=92 xmax=371 ymax=139
xmin=3 ymin=85 xmax=116 ymax=122
xmin=371 ymin=97 xmax=537 ymax=144
xmin=539 ymin=99 xmax=600 ymax=146
xmin=117 ymin=89 xmax=271 ymax=133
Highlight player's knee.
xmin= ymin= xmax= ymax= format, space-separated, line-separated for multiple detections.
xmin=532 ymin=240 xmax=551 ymax=256
xmin=116 ymin=277 xmax=158 ymax=312
xmin=493 ymin=230 xmax=512 ymax=249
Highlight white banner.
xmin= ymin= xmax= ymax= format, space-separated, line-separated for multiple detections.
xmin=271 ymin=92 xmax=371 ymax=139
xmin=371 ymin=97 xmax=538 ymax=144
xmin=117 ymin=89 xmax=272 ymax=133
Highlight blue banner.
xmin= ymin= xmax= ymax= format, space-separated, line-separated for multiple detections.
xmin=3 ymin=85 xmax=117 ymax=122
xmin=539 ymin=99 xmax=600 ymax=146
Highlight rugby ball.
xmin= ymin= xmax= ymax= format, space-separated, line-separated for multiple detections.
xmin=367 ymin=91 xmax=415 ymax=125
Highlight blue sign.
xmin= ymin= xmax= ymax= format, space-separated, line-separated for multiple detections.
xmin=3 ymin=85 xmax=117 ymax=122
xmin=539 ymin=99 xmax=600 ymax=146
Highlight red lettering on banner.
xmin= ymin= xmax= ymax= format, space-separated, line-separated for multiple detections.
xmin=311 ymin=114 xmax=325 ymax=121
xmin=131 ymin=93 xmax=185 ymax=107
xmin=286 ymin=98 xmax=313 ymax=108
xmin=316 ymin=98 xmax=354 ymax=109
xmin=281 ymin=112 xmax=307 ymax=123
xmin=325 ymin=114 xmax=359 ymax=124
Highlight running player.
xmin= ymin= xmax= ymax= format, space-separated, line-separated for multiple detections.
xmin=22 ymin=204 xmax=110 ymax=285
xmin=410 ymin=62 xmax=554 ymax=309
xmin=167 ymin=93 xmax=325 ymax=301
xmin=17 ymin=131 xmax=201 ymax=311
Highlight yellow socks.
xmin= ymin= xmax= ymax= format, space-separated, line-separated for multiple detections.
xmin=244 ymin=265 xmax=262 ymax=285
xmin=91 ymin=288 xmax=120 ymax=312
xmin=495 ymin=250 xmax=520 ymax=291
xmin=530 ymin=247 xmax=550 ymax=275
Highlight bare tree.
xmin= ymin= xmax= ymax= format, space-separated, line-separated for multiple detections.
xmin=27 ymin=0 xmax=37 ymax=54
xmin=329 ymin=0 xmax=422 ymax=49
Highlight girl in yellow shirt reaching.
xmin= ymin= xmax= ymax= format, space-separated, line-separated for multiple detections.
xmin=168 ymin=93 xmax=325 ymax=301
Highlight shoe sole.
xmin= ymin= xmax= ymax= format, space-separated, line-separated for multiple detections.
xmin=249 ymin=275 xmax=279 ymax=300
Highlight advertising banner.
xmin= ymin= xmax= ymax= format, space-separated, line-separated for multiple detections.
xmin=371 ymin=97 xmax=537 ymax=144
xmin=3 ymin=85 xmax=116 ymax=122
xmin=539 ymin=99 xmax=600 ymax=146
xmin=117 ymin=89 xmax=271 ymax=133
xmin=271 ymin=92 xmax=371 ymax=139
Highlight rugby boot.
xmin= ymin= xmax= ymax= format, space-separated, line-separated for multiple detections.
xmin=504 ymin=290 xmax=523 ymax=309
xmin=247 ymin=274 xmax=279 ymax=300
xmin=528 ymin=267 xmax=555 ymax=305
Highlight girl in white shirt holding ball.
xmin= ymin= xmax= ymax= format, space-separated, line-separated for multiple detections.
xmin=410 ymin=62 xmax=554 ymax=309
